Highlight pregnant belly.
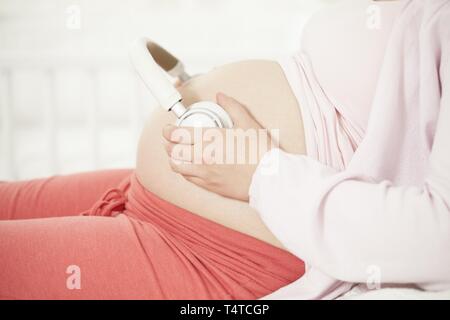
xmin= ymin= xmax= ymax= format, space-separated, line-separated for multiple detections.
xmin=135 ymin=60 xmax=305 ymax=248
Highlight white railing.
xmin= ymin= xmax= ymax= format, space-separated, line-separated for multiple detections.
xmin=0 ymin=54 xmax=153 ymax=181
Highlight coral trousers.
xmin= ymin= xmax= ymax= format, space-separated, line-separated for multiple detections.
xmin=0 ymin=170 xmax=304 ymax=299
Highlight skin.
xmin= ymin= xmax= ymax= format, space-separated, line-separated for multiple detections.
xmin=161 ymin=0 xmax=401 ymax=202
xmin=136 ymin=60 xmax=305 ymax=249
xmin=162 ymin=93 xmax=270 ymax=201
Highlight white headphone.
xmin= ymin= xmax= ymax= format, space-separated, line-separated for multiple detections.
xmin=129 ymin=38 xmax=233 ymax=128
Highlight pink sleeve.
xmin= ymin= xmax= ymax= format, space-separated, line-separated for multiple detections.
xmin=249 ymin=80 xmax=450 ymax=290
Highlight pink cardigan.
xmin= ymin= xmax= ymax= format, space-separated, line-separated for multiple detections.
xmin=250 ymin=0 xmax=450 ymax=299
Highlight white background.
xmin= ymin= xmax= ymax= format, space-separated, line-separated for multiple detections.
xmin=0 ymin=0 xmax=332 ymax=180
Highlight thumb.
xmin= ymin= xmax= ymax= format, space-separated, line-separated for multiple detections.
xmin=216 ymin=92 xmax=258 ymax=128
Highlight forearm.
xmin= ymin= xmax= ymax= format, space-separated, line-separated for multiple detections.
xmin=249 ymin=148 xmax=450 ymax=289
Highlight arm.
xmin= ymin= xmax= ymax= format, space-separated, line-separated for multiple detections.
xmin=249 ymin=87 xmax=450 ymax=290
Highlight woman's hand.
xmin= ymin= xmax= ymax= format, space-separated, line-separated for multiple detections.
xmin=162 ymin=93 xmax=275 ymax=201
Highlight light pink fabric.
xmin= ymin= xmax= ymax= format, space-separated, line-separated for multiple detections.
xmin=251 ymin=0 xmax=450 ymax=299
xmin=277 ymin=0 xmax=403 ymax=170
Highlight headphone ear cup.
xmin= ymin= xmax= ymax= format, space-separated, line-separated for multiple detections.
xmin=205 ymin=103 xmax=234 ymax=128
xmin=176 ymin=102 xmax=234 ymax=128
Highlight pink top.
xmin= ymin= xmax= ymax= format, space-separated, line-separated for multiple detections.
xmin=251 ymin=0 xmax=450 ymax=299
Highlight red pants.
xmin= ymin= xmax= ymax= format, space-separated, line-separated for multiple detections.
xmin=0 ymin=170 xmax=304 ymax=299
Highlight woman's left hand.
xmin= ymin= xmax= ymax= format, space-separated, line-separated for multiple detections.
xmin=162 ymin=93 xmax=274 ymax=201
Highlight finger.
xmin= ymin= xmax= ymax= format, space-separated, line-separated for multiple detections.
xmin=164 ymin=138 xmax=224 ymax=163
xmin=216 ymin=92 xmax=248 ymax=116
xmin=216 ymin=93 xmax=259 ymax=127
xmin=162 ymin=124 xmax=195 ymax=144
xmin=163 ymin=140 xmax=196 ymax=162
xmin=184 ymin=176 xmax=208 ymax=189
xmin=169 ymin=158 xmax=206 ymax=178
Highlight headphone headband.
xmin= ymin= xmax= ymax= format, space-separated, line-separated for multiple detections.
xmin=129 ymin=37 xmax=185 ymax=114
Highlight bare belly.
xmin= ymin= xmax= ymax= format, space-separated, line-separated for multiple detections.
xmin=136 ymin=60 xmax=305 ymax=249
